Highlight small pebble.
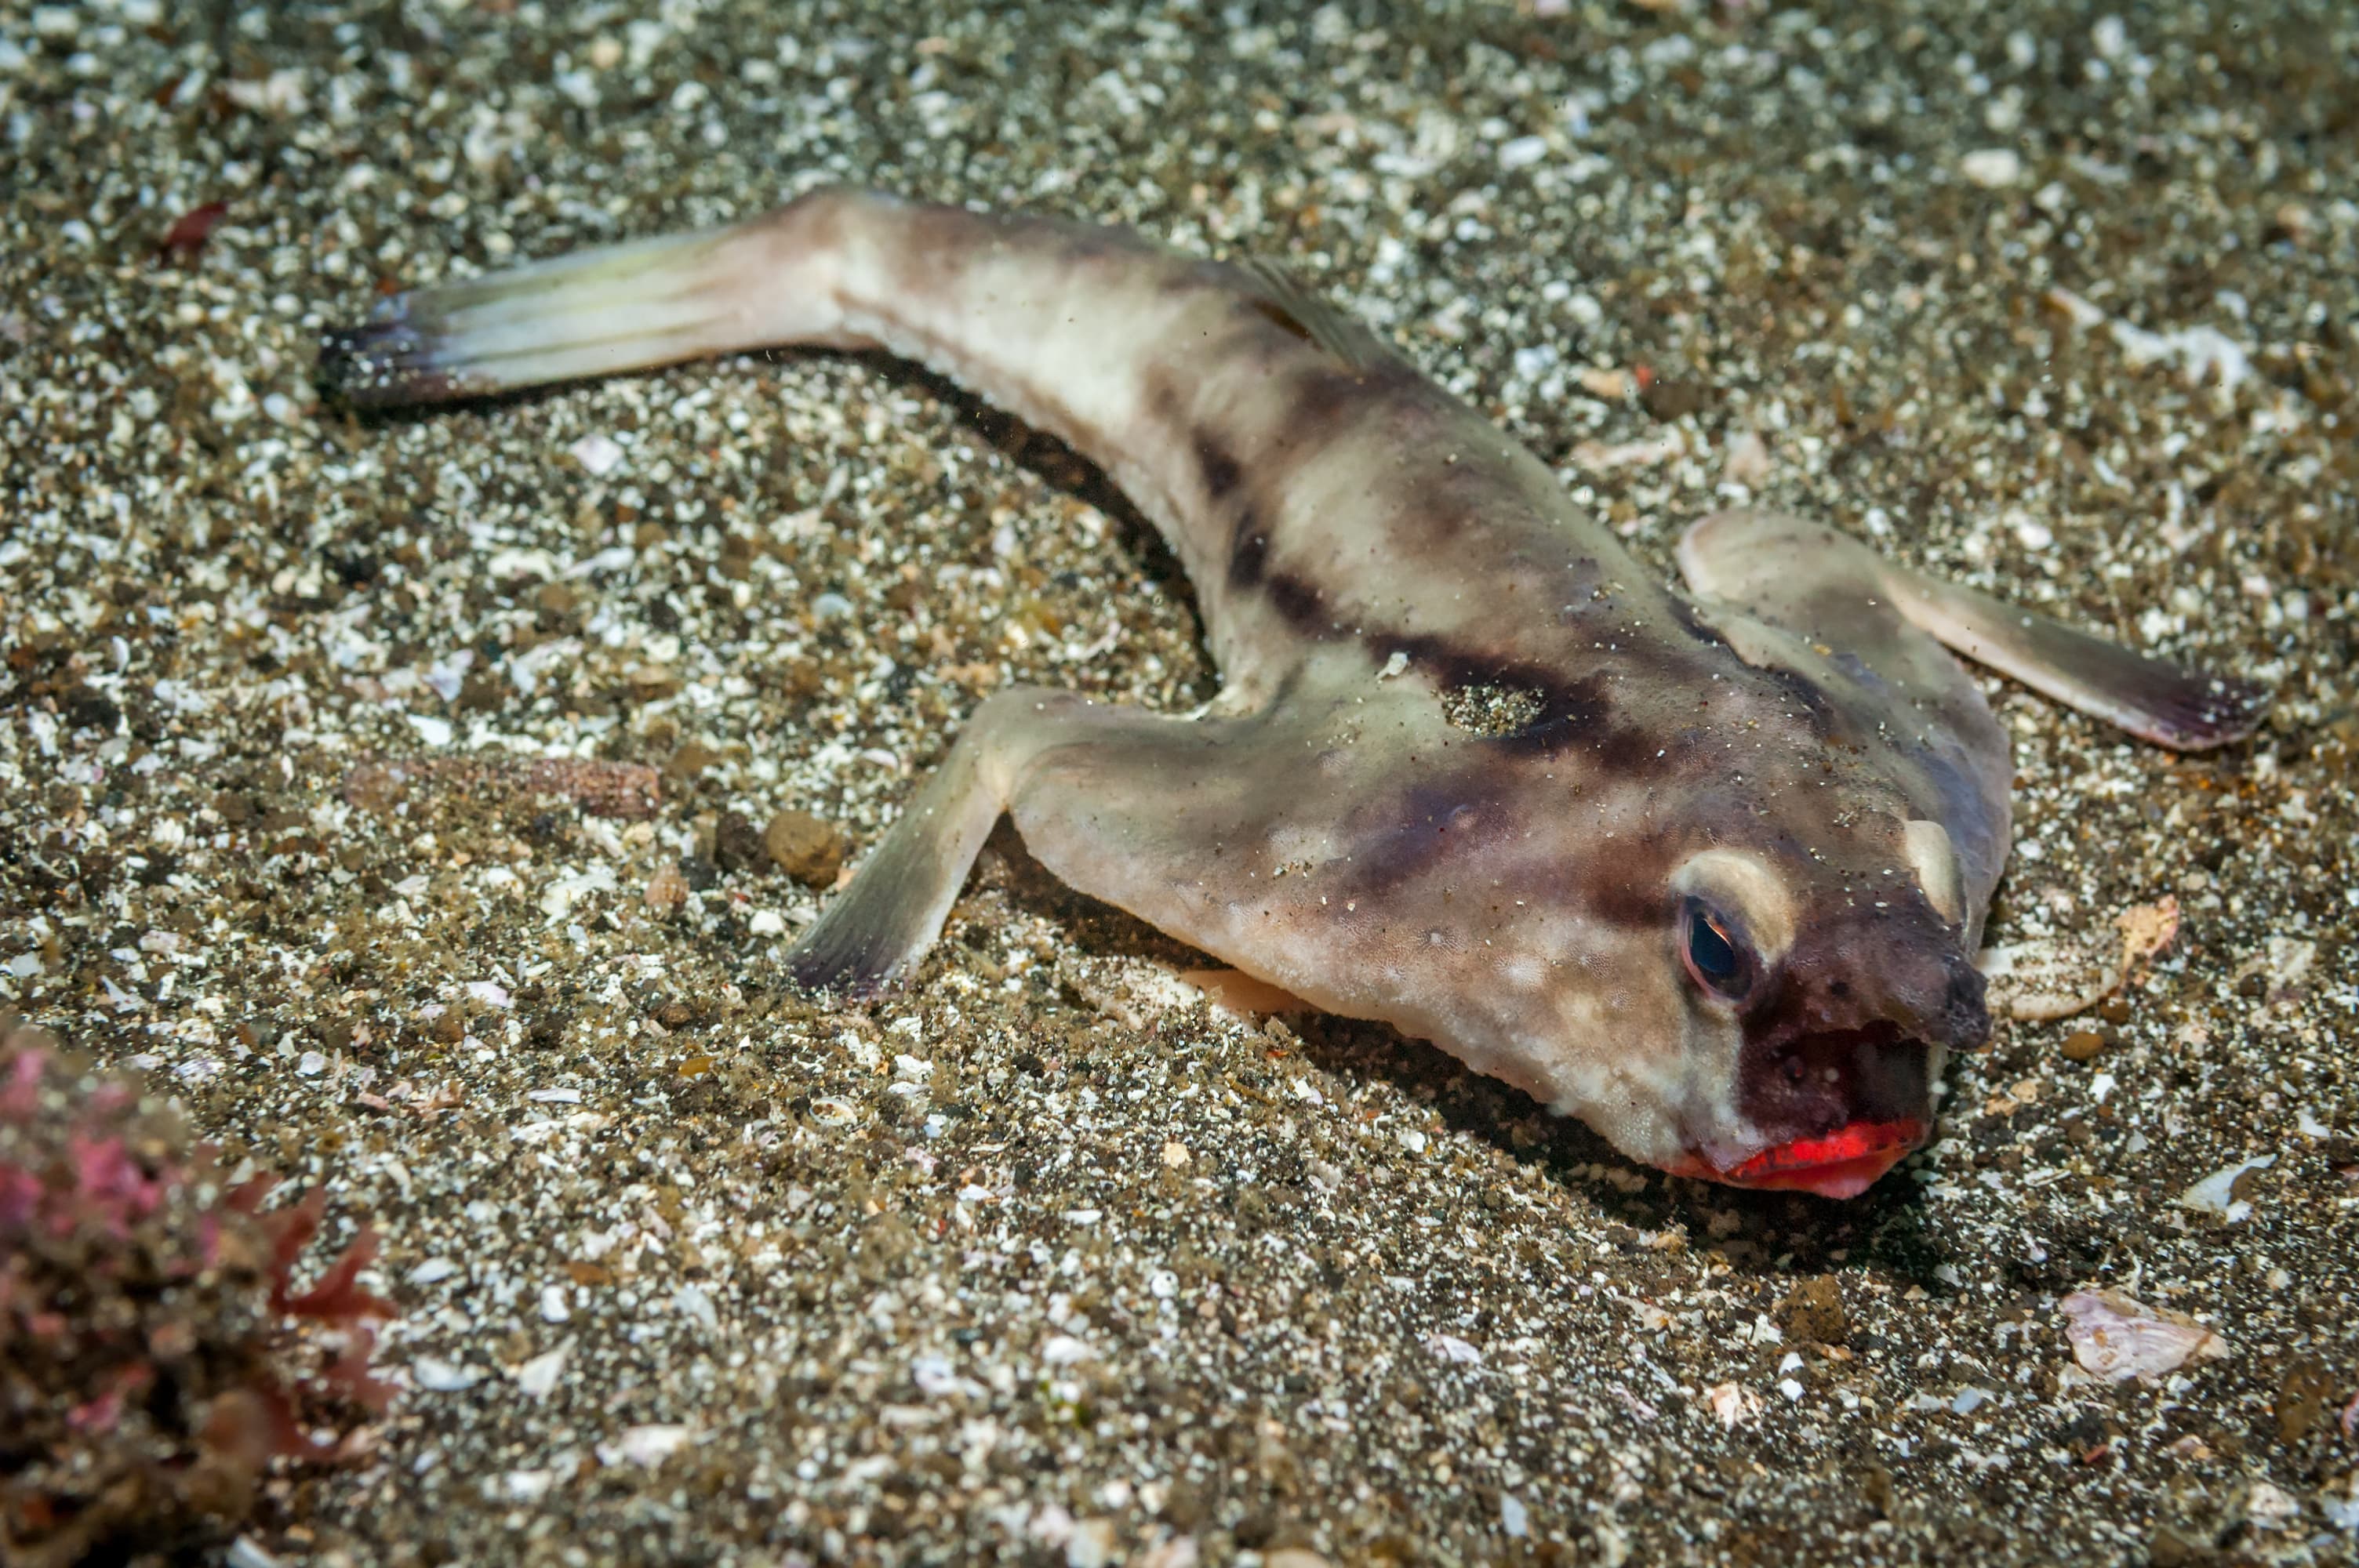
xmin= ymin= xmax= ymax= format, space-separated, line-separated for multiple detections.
xmin=1776 ymin=1276 xmax=1848 ymax=1345
xmin=645 ymin=860 xmax=689 ymax=913
xmin=413 ymin=1356 xmax=482 ymax=1392
xmin=1961 ymin=147 xmax=2024 ymax=187
xmin=569 ymin=432 xmax=624 ymax=475
xmin=2059 ymin=1028 xmax=2109 ymax=1062
xmin=764 ymin=808 xmax=846 ymax=886
xmin=713 ymin=810 xmax=766 ymax=874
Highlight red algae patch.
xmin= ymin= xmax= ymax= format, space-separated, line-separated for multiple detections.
xmin=0 ymin=1019 xmax=393 ymax=1567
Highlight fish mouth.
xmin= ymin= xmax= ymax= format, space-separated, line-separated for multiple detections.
xmin=1686 ymin=1016 xmax=1939 ymax=1198
xmin=1703 ymin=1116 xmax=1927 ymax=1200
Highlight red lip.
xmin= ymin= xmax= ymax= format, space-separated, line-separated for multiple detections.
xmin=1689 ymin=1119 xmax=1925 ymax=1200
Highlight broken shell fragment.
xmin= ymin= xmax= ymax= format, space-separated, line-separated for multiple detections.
xmin=2176 ymin=1154 xmax=2277 ymax=1223
xmin=2059 ymin=1288 xmax=2230 ymax=1382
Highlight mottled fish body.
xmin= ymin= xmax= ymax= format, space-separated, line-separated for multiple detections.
xmin=322 ymin=188 xmax=2264 ymax=1198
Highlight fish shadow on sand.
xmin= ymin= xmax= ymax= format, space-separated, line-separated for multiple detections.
xmin=973 ymin=827 xmax=1967 ymax=1297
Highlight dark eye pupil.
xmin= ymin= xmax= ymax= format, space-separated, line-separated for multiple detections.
xmin=1688 ymin=913 xmax=1741 ymax=984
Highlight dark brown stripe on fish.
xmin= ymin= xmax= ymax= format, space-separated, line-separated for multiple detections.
xmin=1333 ymin=771 xmax=1507 ymax=899
xmin=1366 ymin=631 xmax=1659 ymax=766
xmin=1195 ymin=431 xmax=1244 ymax=502
xmin=1222 ymin=506 xmax=1335 ymax=632
xmin=1227 ymin=507 xmax=1271 ymax=590
xmin=1265 ymin=572 xmax=1328 ymax=628
xmin=1250 ymin=297 xmax=1315 ymax=343
xmin=1278 ymin=364 xmax=1369 ymax=451
xmin=1587 ymin=878 xmax=1671 ymax=933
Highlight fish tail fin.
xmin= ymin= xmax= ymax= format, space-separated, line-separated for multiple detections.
xmin=317 ymin=191 xmax=863 ymax=408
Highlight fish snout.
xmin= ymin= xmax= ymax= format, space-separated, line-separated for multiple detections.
xmin=1744 ymin=1021 xmax=1932 ymax=1136
xmin=1921 ymin=951 xmax=1991 ymax=1054
xmin=1791 ymin=909 xmax=1990 ymax=1054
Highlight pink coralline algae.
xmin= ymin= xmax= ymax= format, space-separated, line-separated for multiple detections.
xmin=0 ymin=1018 xmax=394 ymax=1566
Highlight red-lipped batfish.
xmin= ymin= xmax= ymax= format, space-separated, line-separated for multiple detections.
xmin=322 ymin=189 xmax=2265 ymax=1197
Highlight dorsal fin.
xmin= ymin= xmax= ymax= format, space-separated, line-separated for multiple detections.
xmin=1230 ymin=256 xmax=1398 ymax=372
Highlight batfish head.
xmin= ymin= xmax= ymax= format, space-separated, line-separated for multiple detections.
xmin=1329 ymin=759 xmax=1994 ymax=1202
xmin=1532 ymin=576 xmax=2013 ymax=1199
xmin=1252 ymin=657 xmax=2008 ymax=1204
xmin=1649 ymin=825 xmax=1990 ymax=1200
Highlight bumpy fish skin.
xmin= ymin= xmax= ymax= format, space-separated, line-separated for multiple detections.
xmin=320 ymin=187 xmax=2266 ymax=1198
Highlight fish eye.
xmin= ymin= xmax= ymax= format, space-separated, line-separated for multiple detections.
xmin=1681 ymin=899 xmax=1752 ymax=999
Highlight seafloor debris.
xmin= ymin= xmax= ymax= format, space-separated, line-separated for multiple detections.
xmin=1979 ymin=896 xmax=2181 ymax=1022
xmin=2059 ymin=1287 xmax=2231 ymax=1383
xmin=2041 ymin=287 xmax=2256 ymax=394
xmin=158 ymin=200 xmax=228 ymax=262
xmin=761 ymin=807 xmax=847 ymax=887
xmin=342 ymin=753 xmax=662 ymax=822
xmin=1705 ymin=1381 xmax=1764 ymax=1429
xmin=0 ymin=1020 xmax=394 ymax=1567
xmin=2176 ymin=1153 xmax=2277 ymax=1222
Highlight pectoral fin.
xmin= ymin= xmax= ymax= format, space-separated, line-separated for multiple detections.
xmin=783 ymin=685 xmax=1321 ymax=996
xmin=783 ymin=688 xmax=1238 ymax=994
xmin=1680 ymin=509 xmax=2269 ymax=753
xmin=1875 ymin=567 xmax=2268 ymax=752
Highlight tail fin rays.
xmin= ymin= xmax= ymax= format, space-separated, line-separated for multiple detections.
xmin=318 ymin=223 xmax=800 ymax=408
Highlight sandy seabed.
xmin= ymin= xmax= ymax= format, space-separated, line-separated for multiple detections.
xmin=3 ymin=1 xmax=2355 ymax=1563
